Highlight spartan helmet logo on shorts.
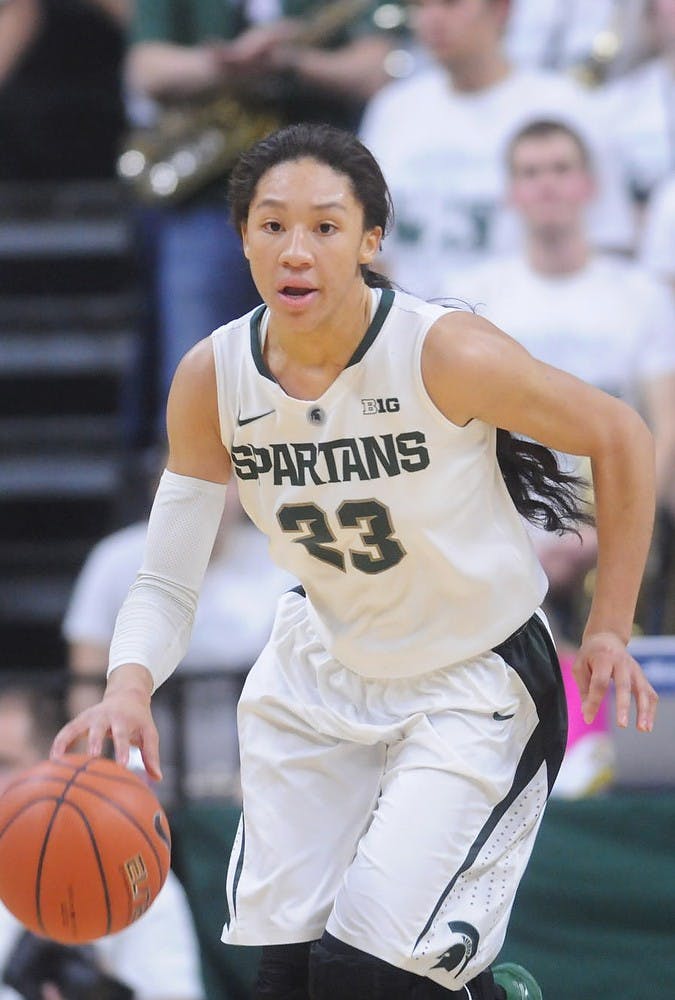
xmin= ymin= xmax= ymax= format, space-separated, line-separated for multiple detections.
xmin=432 ymin=921 xmax=480 ymax=975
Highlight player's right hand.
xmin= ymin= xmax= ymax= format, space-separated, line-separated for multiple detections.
xmin=50 ymin=664 xmax=162 ymax=782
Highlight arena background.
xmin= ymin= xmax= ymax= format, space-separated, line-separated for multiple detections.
xmin=1 ymin=2 xmax=674 ymax=998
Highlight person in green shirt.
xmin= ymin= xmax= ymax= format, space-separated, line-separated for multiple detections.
xmin=122 ymin=0 xmax=405 ymax=433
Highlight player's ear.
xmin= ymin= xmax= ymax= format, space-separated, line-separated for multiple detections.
xmin=359 ymin=226 xmax=382 ymax=265
xmin=241 ymin=223 xmax=250 ymax=260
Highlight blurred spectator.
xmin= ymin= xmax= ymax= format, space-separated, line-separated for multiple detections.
xmin=120 ymin=0 xmax=404 ymax=430
xmin=640 ymin=173 xmax=675 ymax=289
xmin=359 ymin=0 xmax=634 ymax=300
xmin=639 ymin=174 xmax=675 ymax=633
xmin=0 ymin=0 xmax=130 ymax=181
xmin=504 ymin=0 xmax=653 ymax=81
xmin=459 ymin=118 xmax=675 ymax=637
xmin=0 ymin=683 xmax=206 ymax=1000
xmin=461 ymin=120 xmax=675 ymax=503
xmin=593 ymin=0 xmax=675 ymax=204
xmin=63 ymin=481 xmax=296 ymax=801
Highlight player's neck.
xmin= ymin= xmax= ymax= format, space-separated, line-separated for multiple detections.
xmin=445 ymin=51 xmax=511 ymax=93
xmin=526 ymin=228 xmax=591 ymax=277
xmin=264 ymin=284 xmax=373 ymax=400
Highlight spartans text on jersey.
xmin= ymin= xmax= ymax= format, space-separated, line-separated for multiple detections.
xmin=231 ymin=431 xmax=430 ymax=485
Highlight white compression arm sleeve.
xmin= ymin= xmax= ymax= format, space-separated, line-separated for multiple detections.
xmin=108 ymin=469 xmax=227 ymax=691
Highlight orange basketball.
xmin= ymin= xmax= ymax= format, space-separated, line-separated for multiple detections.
xmin=0 ymin=754 xmax=171 ymax=944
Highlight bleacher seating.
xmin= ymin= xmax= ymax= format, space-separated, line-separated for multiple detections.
xmin=0 ymin=180 xmax=141 ymax=669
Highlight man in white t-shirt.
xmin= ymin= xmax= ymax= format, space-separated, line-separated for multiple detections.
xmin=459 ymin=119 xmax=675 ymax=520
xmin=0 ymin=684 xmax=205 ymax=1000
xmin=593 ymin=0 xmax=675 ymax=203
xmin=359 ymin=0 xmax=633 ymax=299
xmin=63 ymin=484 xmax=296 ymax=802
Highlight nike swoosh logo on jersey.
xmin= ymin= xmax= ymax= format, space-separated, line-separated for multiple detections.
xmin=492 ymin=711 xmax=516 ymax=721
xmin=237 ymin=409 xmax=275 ymax=427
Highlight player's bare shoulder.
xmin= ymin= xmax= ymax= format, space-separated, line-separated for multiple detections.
xmin=168 ymin=337 xmax=218 ymax=414
xmin=174 ymin=335 xmax=217 ymax=387
xmin=421 ymin=309 xmax=529 ymax=424
xmin=425 ymin=308 xmax=526 ymax=368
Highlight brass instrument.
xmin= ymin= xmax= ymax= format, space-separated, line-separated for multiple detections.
xmin=570 ymin=26 xmax=622 ymax=89
xmin=118 ymin=96 xmax=281 ymax=205
xmin=568 ymin=0 xmax=652 ymax=89
xmin=117 ymin=0 xmax=403 ymax=205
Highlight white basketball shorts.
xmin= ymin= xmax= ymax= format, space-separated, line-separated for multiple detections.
xmin=221 ymin=590 xmax=566 ymax=992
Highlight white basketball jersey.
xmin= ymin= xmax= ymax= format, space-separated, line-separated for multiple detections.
xmin=211 ymin=289 xmax=547 ymax=678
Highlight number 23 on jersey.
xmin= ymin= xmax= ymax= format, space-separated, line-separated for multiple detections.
xmin=277 ymin=499 xmax=406 ymax=575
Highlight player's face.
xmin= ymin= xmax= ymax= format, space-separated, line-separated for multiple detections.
xmin=0 ymin=704 xmax=39 ymax=794
xmin=406 ymin=0 xmax=505 ymax=65
xmin=242 ymin=158 xmax=381 ymax=332
xmin=508 ymin=133 xmax=595 ymax=234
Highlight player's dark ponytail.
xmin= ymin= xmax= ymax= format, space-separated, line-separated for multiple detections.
xmin=362 ymin=267 xmax=394 ymax=289
xmin=496 ymin=429 xmax=593 ymax=533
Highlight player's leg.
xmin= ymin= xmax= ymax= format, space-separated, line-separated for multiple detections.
xmin=256 ymin=936 xmax=541 ymax=1000
xmin=221 ymin=592 xmax=387 ymax=960
xmin=308 ymin=934 xmax=503 ymax=998
xmin=310 ymin=612 xmax=563 ymax=999
xmin=255 ymin=942 xmax=314 ymax=999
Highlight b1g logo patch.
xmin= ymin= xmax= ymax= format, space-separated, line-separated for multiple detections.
xmin=362 ymin=397 xmax=400 ymax=414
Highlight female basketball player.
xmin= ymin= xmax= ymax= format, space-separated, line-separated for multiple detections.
xmin=52 ymin=124 xmax=658 ymax=1000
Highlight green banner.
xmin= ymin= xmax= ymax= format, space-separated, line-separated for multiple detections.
xmin=170 ymin=803 xmax=260 ymax=1000
xmin=171 ymin=794 xmax=675 ymax=1000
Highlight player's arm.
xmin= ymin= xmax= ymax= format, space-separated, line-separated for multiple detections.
xmin=422 ymin=311 xmax=658 ymax=733
xmin=52 ymin=340 xmax=231 ymax=775
xmin=165 ymin=336 xmax=232 ymax=482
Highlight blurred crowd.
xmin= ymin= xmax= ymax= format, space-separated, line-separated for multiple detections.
xmin=2 ymin=0 xmax=675 ymax=797
xmin=2 ymin=1 xmax=675 ymax=994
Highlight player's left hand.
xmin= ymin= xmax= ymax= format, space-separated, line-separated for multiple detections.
xmin=51 ymin=664 xmax=161 ymax=781
xmin=573 ymin=631 xmax=658 ymax=732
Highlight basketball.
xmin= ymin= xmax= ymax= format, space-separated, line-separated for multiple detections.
xmin=0 ymin=754 xmax=171 ymax=944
